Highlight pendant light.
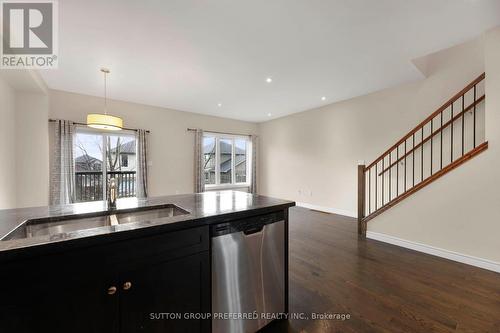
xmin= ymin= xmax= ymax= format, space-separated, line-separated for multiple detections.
xmin=87 ymin=68 xmax=123 ymax=131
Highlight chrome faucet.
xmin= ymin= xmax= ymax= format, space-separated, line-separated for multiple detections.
xmin=107 ymin=177 xmax=117 ymax=209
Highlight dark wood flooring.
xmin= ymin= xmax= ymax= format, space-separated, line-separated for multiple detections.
xmin=263 ymin=207 xmax=500 ymax=333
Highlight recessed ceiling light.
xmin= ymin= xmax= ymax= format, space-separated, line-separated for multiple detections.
xmin=266 ymin=77 xmax=273 ymax=83
xmin=321 ymin=96 xmax=326 ymax=101
xmin=267 ymin=113 xmax=272 ymax=117
xmin=217 ymin=103 xmax=222 ymax=107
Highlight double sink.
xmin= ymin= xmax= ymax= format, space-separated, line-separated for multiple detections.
xmin=1 ymin=204 xmax=190 ymax=241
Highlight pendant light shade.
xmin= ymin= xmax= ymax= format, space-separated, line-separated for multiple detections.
xmin=87 ymin=114 xmax=123 ymax=131
xmin=87 ymin=68 xmax=123 ymax=131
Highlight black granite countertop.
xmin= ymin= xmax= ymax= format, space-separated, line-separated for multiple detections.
xmin=0 ymin=191 xmax=294 ymax=255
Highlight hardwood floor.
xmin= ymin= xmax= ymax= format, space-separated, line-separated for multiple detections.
xmin=263 ymin=207 xmax=500 ymax=333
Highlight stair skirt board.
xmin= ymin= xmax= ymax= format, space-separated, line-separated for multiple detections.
xmin=296 ymin=202 xmax=357 ymax=219
xmin=366 ymin=231 xmax=500 ymax=273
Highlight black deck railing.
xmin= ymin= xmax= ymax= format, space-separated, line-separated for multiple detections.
xmin=75 ymin=171 xmax=136 ymax=202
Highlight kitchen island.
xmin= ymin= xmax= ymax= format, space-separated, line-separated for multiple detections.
xmin=0 ymin=191 xmax=295 ymax=333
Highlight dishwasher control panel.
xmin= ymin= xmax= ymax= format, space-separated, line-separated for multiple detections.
xmin=211 ymin=210 xmax=284 ymax=237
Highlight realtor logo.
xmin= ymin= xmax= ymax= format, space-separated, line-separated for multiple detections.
xmin=1 ymin=0 xmax=58 ymax=68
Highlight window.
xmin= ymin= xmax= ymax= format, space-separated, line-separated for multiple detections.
xmin=74 ymin=128 xmax=137 ymax=202
xmin=203 ymin=137 xmax=216 ymax=185
xmin=203 ymin=134 xmax=251 ymax=187
xmin=121 ymin=154 xmax=129 ymax=167
xmin=219 ymin=139 xmax=232 ymax=184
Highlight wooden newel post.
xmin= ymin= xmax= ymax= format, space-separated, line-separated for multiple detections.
xmin=358 ymin=163 xmax=366 ymax=236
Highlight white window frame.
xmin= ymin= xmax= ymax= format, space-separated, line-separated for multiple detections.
xmin=203 ymin=132 xmax=252 ymax=190
xmin=74 ymin=126 xmax=137 ymax=201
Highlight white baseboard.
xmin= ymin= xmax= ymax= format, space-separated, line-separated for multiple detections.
xmin=366 ymin=231 xmax=500 ymax=273
xmin=296 ymin=202 xmax=357 ymax=218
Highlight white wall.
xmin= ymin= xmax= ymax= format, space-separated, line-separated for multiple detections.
xmin=259 ymin=38 xmax=485 ymax=217
xmin=0 ymin=71 xmax=50 ymax=209
xmin=15 ymin=93 xmax=50 ymax=207
xmin=368 ymin=27 xmax=500 ymax=264
xmin=49 ymin=90 xmax=258 ymax=198
xmin=0 ymin=76 xmax=17 ymax=209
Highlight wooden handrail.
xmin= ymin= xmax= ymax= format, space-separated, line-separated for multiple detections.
xmin=377 ymin=95 xmax=485 ymax=176
xmin=366 ymin=73 xmax=485 ymax=170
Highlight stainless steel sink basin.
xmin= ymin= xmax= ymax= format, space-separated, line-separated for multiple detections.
xmin=2 ymin=204 xmax=189 ymax=241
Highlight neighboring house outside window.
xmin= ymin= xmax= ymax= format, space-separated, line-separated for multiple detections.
xmin=73 ymin=128 xmax=137 ymax=202
xmin=202 ymin=133 xmax=251 ymax=188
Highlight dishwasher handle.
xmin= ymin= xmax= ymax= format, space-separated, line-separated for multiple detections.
xmin=243 ymin=224 xmax=264 ymax=235
xmin=211 ymin=211 xmax=284 ymax=237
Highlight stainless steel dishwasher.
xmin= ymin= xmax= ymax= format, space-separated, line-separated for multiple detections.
xmin=211 ymin=211 xmax=285 ymax=333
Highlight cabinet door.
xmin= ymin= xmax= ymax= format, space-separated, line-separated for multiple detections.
xmin=0 ymin=266 xmax=119 ymax=333
xmin=120 ymin=251 xmax=210 ymax=333
xmin=44 ymin=276 xmax=121 ymax=333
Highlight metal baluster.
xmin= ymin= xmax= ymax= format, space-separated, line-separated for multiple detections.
xmin=389 ymin=152 xmax=392 ymax=201
xmin=473 ymin=85 xmax=476 ymax=148
xmin=404 ymin=140 xmax=407 ymax=192
xmin=440 ymin=111 xmax=443 ymax=170
xmin=375 ymin=163 xmax=378 ymax=210
xmin=368 ymin=168 xmax=371 ymax=214
xmin=430 ymin=119 xmax=433 ymax=176
xmin=382 ymin=157 xmax=385 ymax=206
xmin=461 ymin=95 xmax=465 ymax=156
xmin=451 ymin=103 xmax=454 ymax=162
xmin=412 ymin=133 xmax=415 ymax=187
xmin=421 ymin=127 xmax=424 ymax=182
xmin=396 ymin=146 xmax=399 ymax=196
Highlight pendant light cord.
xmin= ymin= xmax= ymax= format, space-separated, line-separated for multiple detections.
xmin=103 ymin=70 xmax=107 ymax=115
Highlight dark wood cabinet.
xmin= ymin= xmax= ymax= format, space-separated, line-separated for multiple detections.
xmin=120 ymin=252 xmax=210 ymax=333
xmin=0 ymin=226 xmax=210 ymax=333
xmin=0 ymin=270 xmax=120 ymax=333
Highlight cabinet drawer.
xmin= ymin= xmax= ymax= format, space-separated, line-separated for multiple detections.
xmin=114 ymin=225 xmax=209 ymax=264
xmin=0 ymin=226 xmax=209 ymax=286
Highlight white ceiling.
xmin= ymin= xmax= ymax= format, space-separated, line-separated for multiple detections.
xmin=40 ymin=0 xmax=500 ymax=122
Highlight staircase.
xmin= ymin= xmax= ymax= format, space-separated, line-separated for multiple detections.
xmin=358 ymin=73 xmax=487 ymax=235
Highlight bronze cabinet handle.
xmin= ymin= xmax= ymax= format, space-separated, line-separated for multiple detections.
xmin=123 ymin=282 xmax=132 ymax=291
xmin=107 ymin=286 xmax=117 ymax=295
